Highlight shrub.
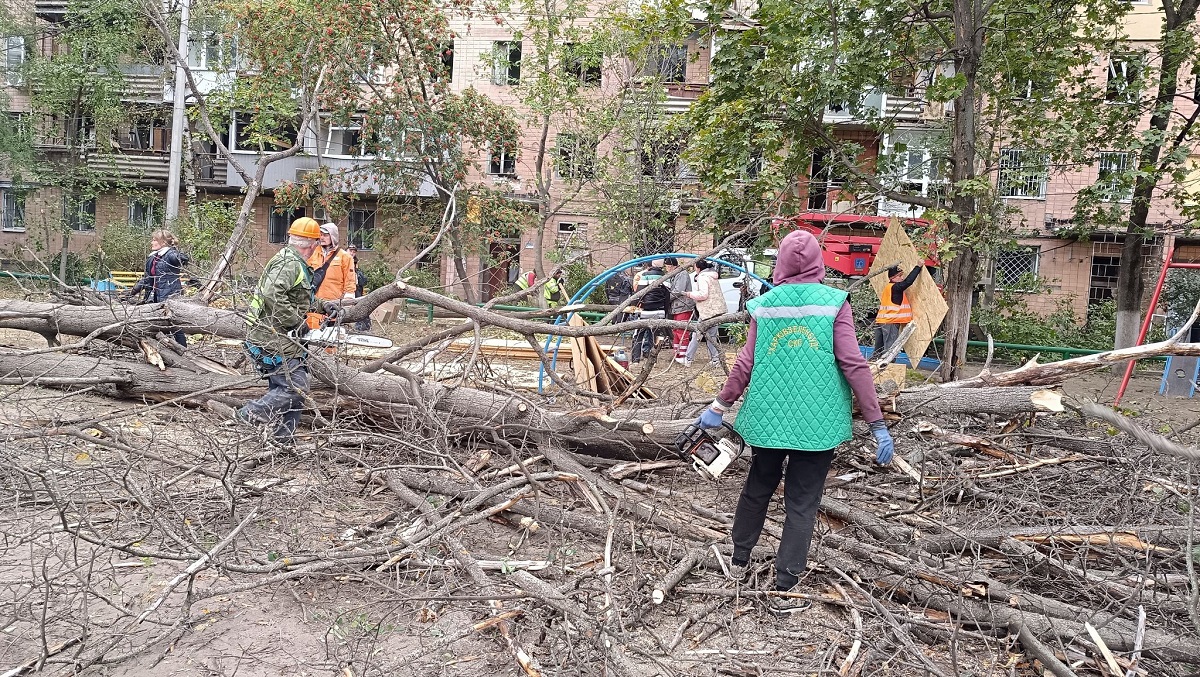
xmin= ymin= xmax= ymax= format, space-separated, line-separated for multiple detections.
xmin=93 ymin=220 xmax=150 ymax=273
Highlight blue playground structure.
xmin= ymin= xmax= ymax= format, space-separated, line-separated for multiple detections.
xmin=537 ymin=253 xmax=773 ymax=392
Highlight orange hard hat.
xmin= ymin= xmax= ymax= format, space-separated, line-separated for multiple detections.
xmin=288 ymin=217 xmax=321 ymax=239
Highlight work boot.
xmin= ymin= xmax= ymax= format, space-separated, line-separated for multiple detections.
xmin=767 ymin=592 xmax=812 ymax=615
xmin=234 ymin=407 xmax=267 ymax=425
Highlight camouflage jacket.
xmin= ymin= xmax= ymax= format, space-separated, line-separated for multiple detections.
xmin=246 ymin=246 xmax=328 ymax=357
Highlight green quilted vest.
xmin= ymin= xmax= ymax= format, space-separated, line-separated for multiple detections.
xmin=733 ymin=283 xmax=853 ymax=451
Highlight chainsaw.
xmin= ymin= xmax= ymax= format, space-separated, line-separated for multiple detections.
xmin=674 ymin=422 xmax=746 ymax=480
xmin=305 ymin=324 xmax=394 ymax=349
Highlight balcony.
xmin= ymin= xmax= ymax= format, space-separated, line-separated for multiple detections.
xmin=195 ymin=152 xmax=228 ymax=186
xmin=87 ymin=149 xmax=171 ymax=185
xmin=822 ymin=91 xmax=945 ymax=126
xmin=223 ymin=153 xmax=439 ymax=197
xmin=35 ymin=0 xmax=68 ymax=22
xmin=118 ymin=65 xmax=170 ymax=104
xmin=881 ymin=94 xmax=924 ymax=124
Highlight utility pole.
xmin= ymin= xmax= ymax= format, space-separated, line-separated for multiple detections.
xmin=165 ymin=0 xmax=191 ymax=222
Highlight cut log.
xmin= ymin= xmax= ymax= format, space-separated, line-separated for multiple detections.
xmin=890 ymin=386 xmax=1062 ymax=417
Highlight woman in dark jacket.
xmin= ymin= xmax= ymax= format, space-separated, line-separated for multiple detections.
xmin=130 ymin=229 xmax=189 ymax=345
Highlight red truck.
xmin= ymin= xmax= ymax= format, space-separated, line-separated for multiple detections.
xmin=771 ymin=212 xmax=941 ymax=278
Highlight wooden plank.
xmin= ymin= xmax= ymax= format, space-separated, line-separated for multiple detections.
xmin=867 ymin=220 xmax=948 ymax=364
xmin=586 ymin=336 xmax=613 ymax=395
xmin=568 ymin=314 xmax=600 ymax=405
xmin=872 ymin=363 xmax=907 ymax=392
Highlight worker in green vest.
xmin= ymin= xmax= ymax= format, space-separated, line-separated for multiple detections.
xmin=696 ymin=229 xmax=894 ymax=614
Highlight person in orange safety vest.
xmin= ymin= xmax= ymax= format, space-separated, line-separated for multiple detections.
xmin=874 ymin=265 xmax=920 ymax=356
xmin=306 ymin=223 xmax=357 ymax=330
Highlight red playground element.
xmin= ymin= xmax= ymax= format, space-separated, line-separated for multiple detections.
xmin=771 ymin=212 xmax=940 ymax=277
xmin=1113 ymin=246 xmax=1200 ymax=406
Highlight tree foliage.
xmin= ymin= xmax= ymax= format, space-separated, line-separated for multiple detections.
xmin=682 ymin=0 xmax=1132 ymax=377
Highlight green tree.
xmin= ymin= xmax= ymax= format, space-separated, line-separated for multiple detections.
xmin=1069 ymin=1 xmax=1200 ymax=351
xmin=2 ymin=0 xmax=148 ymax=280
xmin=499 ymin=0 xmax=640 ymax=287
xmin=137 ymin=0 xmax=328 ymax=302
xmin=684 ymin=0 xmax=1130 ymax=379
xmin=247 ymin=0 xmax=520 ymax=304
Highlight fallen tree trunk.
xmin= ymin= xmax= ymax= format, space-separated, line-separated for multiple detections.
xmin=0 ymin=299 xmax=1083 ymax=456
xmin=889 ymin=386 xmax=1062 ymax=417
xmin=0 ymin=352 xmax=259 ymax=399
xmin=0 ymin=350 xmax=664 ymax=455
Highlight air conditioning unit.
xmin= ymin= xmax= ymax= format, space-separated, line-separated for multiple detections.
xmin=295 ymin=168 xmax=313 ymax=183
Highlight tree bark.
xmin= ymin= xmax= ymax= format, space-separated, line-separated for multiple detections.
xmin=939 ymin=0 xmax=986 ymax=382
xmin=890 ymin=385 xmax=1059 ymax=417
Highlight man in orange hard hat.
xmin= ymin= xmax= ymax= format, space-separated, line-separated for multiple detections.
xmin=874 ymin=265 xmax=921 ymax=356
xmin=237 ymin=216 xmax=342 ymax=444
xmin=305 ymin=222 xmax=357 ymax=330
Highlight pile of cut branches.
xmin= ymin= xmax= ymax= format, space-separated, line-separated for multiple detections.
xmin=1 ymin=285 xmax=1199 ymax=675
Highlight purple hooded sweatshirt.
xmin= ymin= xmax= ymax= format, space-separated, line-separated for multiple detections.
xmin=716 ymin=229 xmax=884 ymax=424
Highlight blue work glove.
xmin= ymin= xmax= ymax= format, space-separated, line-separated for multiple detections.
xmin=696 ymin=406 xmax=724 ymax=429
xmin=869 ymin=421 xmax=894 ymax=465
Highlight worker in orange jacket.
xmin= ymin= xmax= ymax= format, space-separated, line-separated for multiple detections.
xmin=306 ymin=223 xmax=357 ymax=330
xmin=874 ymin=264 xmax=920 ymax=355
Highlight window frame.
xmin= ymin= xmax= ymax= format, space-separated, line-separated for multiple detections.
xmin=555 ymin=133 xmax=597 ymax=181
xmin=347 ymin=208 xmax=376 ymax=250
xmin=268 ymin=207 xmax=301 ymax=245
xmin=489 ymin=143 xmax=517 ymax=177
xmin=5 ymin=35 xmax=25 ymax=87
xmin=492 ymin=41 xmax=522 ymax=86
xmin=556 ymin=221 xmax=586 ymax=237
xmin=1106 ymin=54 xmax=1141 ymax=104
xmin=324 ymin=123 xmax=366 ymax=158
xmin=647 ymin=44 xmax=687 ymax=83
xmin=232 ymin=112 xmax=300 ymax=153
xmin=188 ymin=25 xmax=238 ymax=71
xmin=995 ymin=246 xmax=1041 ymax=291
xmin=65 ymin=196 xmax=97 ymax=233
xmin=563 ymin=42 xmax=601 ymax=87
xmin=1 ymin=187 xmax=26 ymax=233
xmin=997 ymin=148 xmax=1048 ymax=199
xmin=1097 ymin=151 xmax=1135 ymax=203
xmin=128 ymin=196 xmax=160 ymax=229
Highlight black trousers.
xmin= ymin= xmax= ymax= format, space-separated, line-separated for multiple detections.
xmin=730 ymin=446 xmax=835 ymax=591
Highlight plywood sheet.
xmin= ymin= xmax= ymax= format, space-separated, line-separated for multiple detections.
xmin=872 ymin=363 xmax=907 ymax=393
xmin=868 ymin=220 xmax=948 ymax=364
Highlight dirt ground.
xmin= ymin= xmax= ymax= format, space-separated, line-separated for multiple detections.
xmin=2 ymin=291 xmax=1200 ymax=676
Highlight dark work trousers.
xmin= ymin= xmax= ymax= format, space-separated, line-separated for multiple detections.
xmin=630 ymin=309 xmax=665 ymax=362
xmin=730 ymin=446 xmax=836 ymax=591
xmin=242 ymin=357 xmax=309 ymax=442
xmin=873 ymin=322 xmax=904 ymax=356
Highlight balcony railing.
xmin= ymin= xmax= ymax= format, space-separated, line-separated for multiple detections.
xmin=195 ymin=152 xmax=228 ymax=185
xmin=822 ymin=91 xmax=945 ymax=125
xmin=86 ymin=149 xmax=171 ymax=185
xmin=881 ymin=94 xmax=924 ymax=123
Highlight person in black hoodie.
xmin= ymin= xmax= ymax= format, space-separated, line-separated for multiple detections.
xmin=130 ymin=229 xmax=189 ymax=346
xmin=630 ymin=259 xmax=670 ymax=363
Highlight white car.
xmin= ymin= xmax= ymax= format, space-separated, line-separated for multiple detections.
xmin=710 ymin=249 xmax=774 ymax=312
